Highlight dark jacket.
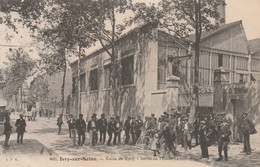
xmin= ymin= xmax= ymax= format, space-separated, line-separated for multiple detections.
xmin=114 ymin=120 xmax=122 ymax=133
xmin=3 ymin=121 xmax=12 ymax=135
xmin=75 ymin=118 xmax=86 ymax=132
xmin=130 ymin=120 xmax=138 ymax=134
xmin=87 ymin=120 xmax=97 ymax=132
xmin=241 ymin=118 xmax=257 ymax=135
xmin=107 ymin=121 xmax=115 ymax=134
xmin=98 ymin=118 xmax=107 ymax=132
xmin=124 ymin=119 xmax=131 ymax=133
xmin=217 ymin=123 xmax=231 ymax=142
xmin=15 ymin=118 xmax=26 ymax=133
xmin=67 ymin=119 xmax=76 ymax=129
xmin=57 ymin=117 xmax=63 ymax=126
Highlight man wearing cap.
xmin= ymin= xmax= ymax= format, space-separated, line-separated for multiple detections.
xmin=107 ymin=117 xmax=115 ymax=145
xmin=98 ymin=114 xmax=107 ymax=144
xmin=240 ymin=112 xmax=257 ymax=155
xmin=216 ymin=120 xmax=231 ymax=161
xmin=75 ymin=114 xmax=86 ymax=146
xmin=15 ymin=114 xmax=26 ymax=144
xmin=88 ymin=116 xmax=98 ymax=146
xmin=124 ymin=116 xmax=131 ymax=145
xmin=199 ymin=120 xmax=210 ymax=159
xmin=113 ymin=116 xmax=122 ymax=145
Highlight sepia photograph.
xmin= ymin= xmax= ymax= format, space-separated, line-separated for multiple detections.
xmin=0 ymin=0 xmax=259 ymax=167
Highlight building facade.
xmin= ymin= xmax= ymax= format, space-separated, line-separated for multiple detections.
xmin=70 ymin=21 xmax=260 ymax=121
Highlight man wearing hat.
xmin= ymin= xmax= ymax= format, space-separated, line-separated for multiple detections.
xmin=107 ymin=117 xmax=115 ymax=145
xmin=4 ymin=117 xmax=12 ymax=147
xmin=240 ymin=112 xmax=257 ymax=155
xmin=124 ymin=116 xmax=132 ymax=145
xmin=199 ymin=120 xmax=209 ymax=159
xmin=75 ymin=114 xmax=86 ymax=146
xmin=15 ymin=114 xmax=26 ymax=144
xmin=98 ymin=114 xmax=107 ymax=144
xmin=113 ymin=116 xmax=122 ymax=145
xmin=136 ymin=116 xmax=143 ymax=141
xmin=67 ymin=115 xmax=75 ymax=138
xmin=181 ymin=116 xmax=192 ymax=151
xmin=131 ymin=117 xmax=137 ymax=145
xmin=216 ymin=120 xmax=231 ymax=161
xmin=57 ymin=114 xmax=63 ymax=135
xmin=88 ymin=115 xmax=98 ymax=146
xmin=151 ymin=114 xmax=157 ymax=126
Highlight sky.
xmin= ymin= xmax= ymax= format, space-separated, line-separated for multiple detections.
xmin=0 ymin=0 xmax=260 ymax=67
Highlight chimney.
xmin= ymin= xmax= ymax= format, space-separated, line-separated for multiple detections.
xmin=217 ymin=0 xmax=226 ymax=25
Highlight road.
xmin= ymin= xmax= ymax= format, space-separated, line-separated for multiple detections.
xmin=0 ymin=113 xmax=259 ymax=167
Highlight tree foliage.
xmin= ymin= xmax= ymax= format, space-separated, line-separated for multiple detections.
xmin=2 ymin=48 xmax=35 ymax=99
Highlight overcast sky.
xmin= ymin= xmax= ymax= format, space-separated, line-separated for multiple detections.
xmin=0 ymin=0 xmax=260 ymax=66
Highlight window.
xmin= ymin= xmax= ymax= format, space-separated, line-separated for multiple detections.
xmin=104 ymin=64 xmax=111 ymax=89
xmin=80 ymin=73 xmax=86 ymax=92
xmin=218 ymin=54 xmax=223 ymax=67
xmin=121 ymin=55 xmax=134 ymax=85
xmin=239 ymin=74 xmax=243 ymax=83
xmin=72 ymin=77 xmax=77 ymax=94
xmin=90 ymin=69 xmax=98 ymax=90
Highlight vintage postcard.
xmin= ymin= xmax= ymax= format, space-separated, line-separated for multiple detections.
xmin=0 ymin=0 xmax=259 ymax=167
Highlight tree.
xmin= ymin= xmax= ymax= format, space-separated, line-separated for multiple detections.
xmin=94 ymin=0 xmax=133 ymax=117
xmin=34 ymin=0 xmax=107 ymax=116
xmin=127 ymin=0 xmax=225 ymax=123
xmin=2 ymin=48 xmax=35 ymax=109
xmin=27 ymin=74 xmax=50 ymax=108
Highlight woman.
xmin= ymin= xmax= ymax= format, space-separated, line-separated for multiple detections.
xmin=3 ymin=117 xmax=12 ymax=147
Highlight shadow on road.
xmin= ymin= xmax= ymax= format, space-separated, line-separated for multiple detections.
xmin=0 ymin=139 xmax=57 ymax=156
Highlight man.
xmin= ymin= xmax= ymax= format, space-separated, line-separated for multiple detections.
xmin=136 ymin=116 xmax=143 ymax=141
xmin=150 ymin=114 xmax=157 ymax=126
xmin=158 ymin=118 xmax=176 ymax=159
xmin=216 ymin=120 xmax=231 ymax=161
xmin=88 ymin=115 xmax=98 ymax=146
xmin=130 ymin=117 xmax=137 ymax=145
xmin=124 ymin=116 xmax=131 ymax=145
xmin=98 ymin=113 xmax=107 ymax=144
xmin=113 ymin=116 xmax=122 ymax=145
xmin=3 ymin=117 xmax=12 ymax=147
xmin=92 ymin=113 xmax=98 ymax=143
xmin=199 ymin=120 xmax=210 ymax=159
xmin=143 ymin=116 xmax=151 ymax=131
xmin=240 ymin=112 xmax=257 ymax=155
xmin=182 ymin=117 xmax=192 ymax=151
xmin=193 ymin=114 xmax=200 ymax=146
xmin=57 ymin=114 xmax=63 ymax=135
xmin=67 ymin=115 xmax=75 ymax=138
xmin=107 ymin=117 xmax=115 ymax=145
xmin=75 ymin=114 xmax=86 ymax=146
xmin=15 ymin=114 xmax=26 ymax=144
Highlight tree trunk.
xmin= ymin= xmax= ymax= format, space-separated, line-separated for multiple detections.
xmin=61 ymin=55 xmax=67 ymax=116
xmin=189 ymin=0 xmax=201 ymax=124
xmin=77 ymin=46 xmax=82 ymax=117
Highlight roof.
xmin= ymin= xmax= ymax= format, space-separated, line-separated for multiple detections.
xmin=187 ymin=20 xmax=242 ymax=42
xmin=71 ymin=22 xmax=159 ymax=65
xmin=248 ymin=38 xmax=260 ymax=54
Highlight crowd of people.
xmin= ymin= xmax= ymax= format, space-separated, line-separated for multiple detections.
xmin=1 ymin=110 xmax=257 ymax=161
xmin=55 ymin=110 xmax=257 ymax=160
